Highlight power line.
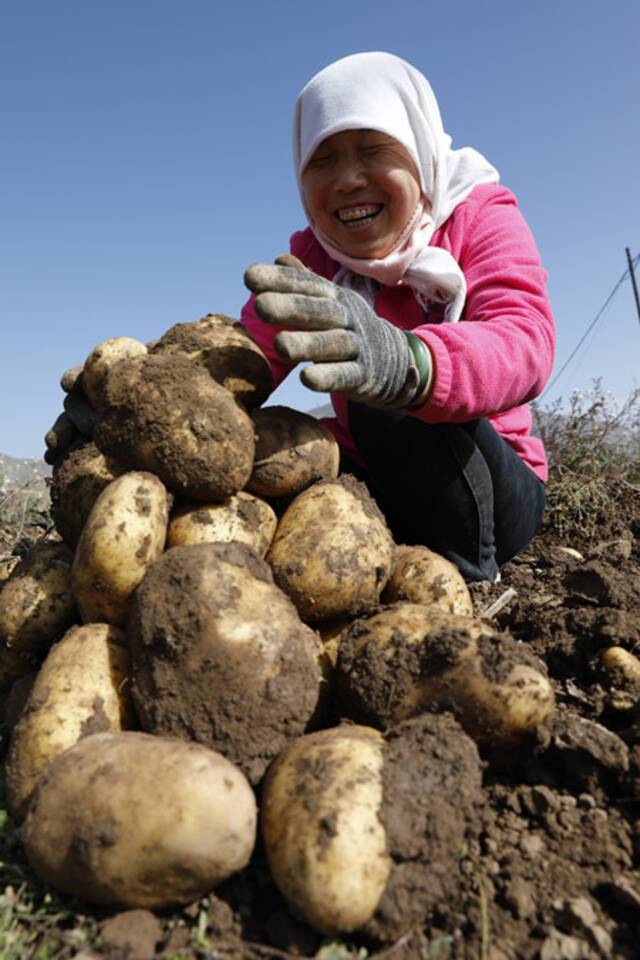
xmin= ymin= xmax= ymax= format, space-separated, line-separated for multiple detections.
xmin=540 ymin=250 xmax=640 ymax=399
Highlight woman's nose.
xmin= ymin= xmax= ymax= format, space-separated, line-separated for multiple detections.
xmin=334 ymin=155 xmax=368 ymax=191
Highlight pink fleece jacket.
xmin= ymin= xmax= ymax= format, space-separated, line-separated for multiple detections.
xmin=240 ymin=183 xmax=555 ymax=481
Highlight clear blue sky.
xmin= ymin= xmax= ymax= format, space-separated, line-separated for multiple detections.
xmin=1 ymin=0 xmax=638 ymax=457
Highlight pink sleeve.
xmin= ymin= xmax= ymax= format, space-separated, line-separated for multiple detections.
xmin=411 ymin=191 xmax=556 ymax=423
xmin=239 ymin=229 xmax=337 ymax=391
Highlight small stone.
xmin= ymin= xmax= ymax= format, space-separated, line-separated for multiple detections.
xmin=539 ymin=930 xmax=592 ymax=960
xmin=100 ymin=910 xmax=162 ymax=960
xmin=503 ymin=876 xmax=536 ymax=919
xmin=520 ymin=833 xmax=545 ymax=859
xmin=578 ymin=793 xmax=596 ymax=809
xmin=531 ymin=785 xmax=560 ymax=815
xmin=554 ymin=896 xmax=612 ymax=955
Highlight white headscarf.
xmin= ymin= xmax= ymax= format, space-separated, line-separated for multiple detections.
xmin=293 ymin=52 xmax=499 ymax=322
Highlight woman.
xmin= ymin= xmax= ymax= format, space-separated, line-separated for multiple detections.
xmin=242 ymin=51 xmax=555 ymax=582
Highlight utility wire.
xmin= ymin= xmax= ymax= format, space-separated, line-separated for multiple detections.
xmin=540 ymin=251 xmax=640 ymax=399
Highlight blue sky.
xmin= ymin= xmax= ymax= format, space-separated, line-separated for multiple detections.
xmin=1 ymin=0 xmax=638 ymax=457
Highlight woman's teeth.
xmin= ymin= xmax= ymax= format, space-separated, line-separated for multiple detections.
xmin=337 ymin=204 xmax=383 ymax=226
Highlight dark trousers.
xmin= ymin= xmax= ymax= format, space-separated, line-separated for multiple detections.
xmin=347 ymin=403 xmax=545 ymax=582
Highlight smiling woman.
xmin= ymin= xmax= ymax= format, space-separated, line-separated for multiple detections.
xmin=301 ymin=129 xmax=422 ymax=260
xmin=242 ymin=51 xmax=556 ymax=583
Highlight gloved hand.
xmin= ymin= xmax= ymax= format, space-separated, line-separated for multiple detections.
xmin=43 ymin=366 xmax=96 ymax=464
xmin=244 ymin=256 xmax=432 ymax=409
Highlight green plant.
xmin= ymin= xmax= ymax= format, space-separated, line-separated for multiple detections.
xmin=532 ymin=380 xmax=640 ymax=543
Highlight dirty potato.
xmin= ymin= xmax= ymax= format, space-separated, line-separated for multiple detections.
xmin=247 ymin=406 xmax=340 ymax=498
xmin=382 ymin=544 xmax=473 ymax=616
xmin=5 ymin=623 xmax=135 ymax=821
xmin=71 ymin=472 xmax=169 ymax=625
xmin=23 ymin=732 xmax=257 ymax=908
xmin=128 ymin=541 xmax=322 ymax=784
xmin=94 ymin=353 xmax=255 ymax=500
xmin=150 ymin=313 xmax=273 ymax=410
xmin=0 ymin=542 xmax=76 ymax=686
xmin=262 ymin=714 xmax=483 ymax=939
xmin=267 ymin=475 xmax=394 ymax=622
xmin=83 ymin=337 xmax=148 ymax=407
xmin=338 ymin=604 xmax=554 ymax=750
xmin=50 ymin=441 xmax=127 ymax=547
xmin=167 ymin=493 xmax=277 ymax=557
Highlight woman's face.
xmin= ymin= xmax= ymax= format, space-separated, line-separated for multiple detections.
xmin=301 ymin=128 xmax=422 ymax=259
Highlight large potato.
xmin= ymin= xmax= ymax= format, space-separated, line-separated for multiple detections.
xmin=82 ymin=337 xmax=148 ymax=407
xmin=262 ymin=714 xmax=483 ymax=938
xmin=150 ymin=313 xmax=273 ymax=410
xmin=247 ymin=406 xmax=340 ymax=498
xmin=23 ymin=732 xmax=257 ymax=908
xmin=50 ymin=441 xmax=127 ymax=547
xmin=71 ymin=472 xmax=169 ymax=625
xmin=338 ymin=604 xmax=554 ymax=750
xmin=0 ymin=541 xmax=76 ymax=685
xmin=382 ymin=544 xmax=473 ymax=616
xmin=267 ymin=475 xmax=394 ymax=622
xmin=167 ymin=492 xmax=277 ymax=557
xmin=5 ymin=623 xmax=135 ymax=820
xmin=94 ymin=353 xmax=255 ymax=500
xmin=128 ymin=541 xmax=322 ymax=783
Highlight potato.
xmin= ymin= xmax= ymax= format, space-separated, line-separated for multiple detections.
xmin=167 ymin=492 xmax=277 ymax=557
xmin=0 ymin=541 xmax=76 ymax=684
xmin=150 ymin=313 xmax=273 ymax=410
xmin=23 ymin=732 xmax=257 ymax=908
xmin=262 ymin=714 xmax=483 ymax=938
xmin=338 ymin=604 xmax=554 ymax=750
xmin=71 ymin=472 xmax=169 ymax=626
xmin=600 ymin=646 xmax=640 ymax=711
xmin=128 ymin=541 xmax=322 ymax=783
xmin=247 ymin=406 xmax=340 ymax=498
xmin=262 ymin=725 xmax=390 ymax=933
xmin=83 ymin=337 xmax=148 ymax=407
xmin=267 ymin=475 xmax=394 ymax=622
xmin=50 ymin=441 xmax=127 ymax=547
xmin=5 ymin=623 xmax=135 ymax=820
xmin=94 ymin=353 xmax=255 ymax=500
xmin=382 ymin=544 xmax=473 ymax=616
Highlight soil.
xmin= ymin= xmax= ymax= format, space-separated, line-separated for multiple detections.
xmin=127 ymin=541 xmax=322 ymax=784
xmin=94 ymin=354 xmax=255 ymax=500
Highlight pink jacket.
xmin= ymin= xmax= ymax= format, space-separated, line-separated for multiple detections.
xmin=240 ymin=183 xmax=555 ymax=481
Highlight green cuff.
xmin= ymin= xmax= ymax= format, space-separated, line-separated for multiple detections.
xmin=403 ymin=331 xmax=432 ymax=402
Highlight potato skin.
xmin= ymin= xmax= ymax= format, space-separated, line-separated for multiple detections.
xmin=5 ymin=623 xmax=135 ymax=821
xmin=0 ymin=541 xmax=76 ymax=683
xmin=94 ymin=353 xmax=255 ymax=500
xmin=71 ymin=472 xmax=169 ymax=626
xmin=267 ymin=475 xmax=394 ymax=622
xmin=167 ymin=492 xmax=277 ymax=557
xmin=247 ymin=406 xmax=340 ymax=498
xmin=23 ymin=732 xmax=257 ymax=908
xmin=262 ymin=726 xmax=390 ymax=933
xmin=50 ymin=441 xmax=127 ymax=547
xmin=83 ymin=337 xmax=148 ymax=407
xmin=128 ymin=541 xmax=322 ymax=784
xmin=382 ymin=545 xmax=473 ymax=616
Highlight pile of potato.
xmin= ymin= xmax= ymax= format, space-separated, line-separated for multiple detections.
xmin=0 ymin=314 xmax=556 ymax=939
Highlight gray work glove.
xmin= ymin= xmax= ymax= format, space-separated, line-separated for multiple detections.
xmin=245 ymin=256 xmax=432 ymax=409
xmin=43 ymin=366 xmax=96 ymax=464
